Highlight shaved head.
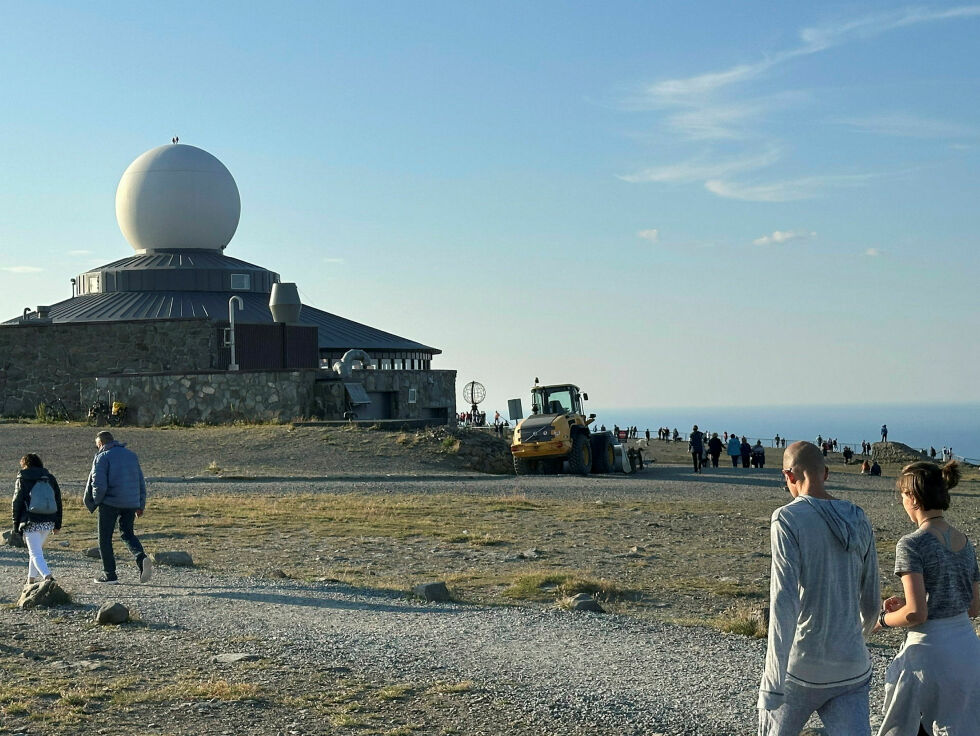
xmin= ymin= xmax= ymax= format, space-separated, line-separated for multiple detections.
xmin=783 ymin=441 xmax=826 ymax=479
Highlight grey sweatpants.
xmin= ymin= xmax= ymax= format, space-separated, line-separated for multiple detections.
xmin=759 ymin=676 xmax=871 ymax=736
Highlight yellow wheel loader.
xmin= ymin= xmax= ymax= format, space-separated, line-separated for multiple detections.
xmin=509 ymin=379 xmax=621 ymax=476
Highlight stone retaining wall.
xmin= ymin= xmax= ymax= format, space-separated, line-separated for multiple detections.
xmin=81 ymin=371 xmax=317 ymax=426
xmin=79 ymin=368 xmax=457 ymax=426
xmin=0 ymin=320 xmax=217 ymax=417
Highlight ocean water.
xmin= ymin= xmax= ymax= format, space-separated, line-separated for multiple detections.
xmin=592 ymin=403 xmax=980 ymax=462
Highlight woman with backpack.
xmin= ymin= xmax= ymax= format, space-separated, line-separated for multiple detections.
xmin=11 ymin=453 xmax=63 ymax=584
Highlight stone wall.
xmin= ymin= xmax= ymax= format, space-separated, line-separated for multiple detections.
xmin=0 ymin=318 xmax=456 ymax=426
xmin=78 ymin=368 xmax=457 ymax=426
xmin=0 ymin=320 xmax=217 ymax=417
xmin=81 ymin=371 xmax=318 ymax=426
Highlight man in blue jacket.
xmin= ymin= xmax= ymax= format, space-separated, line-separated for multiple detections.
xmin=84 ymin=431 xmax=153 ymax=584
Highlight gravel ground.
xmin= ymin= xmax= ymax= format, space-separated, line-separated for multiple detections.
xmin=1 ymin=424 xmax=970 ymax=734
xmin=1 ymin=473 xmax=911 ymax=735
xmin=2 ymin=542 xmax=896 ymax=735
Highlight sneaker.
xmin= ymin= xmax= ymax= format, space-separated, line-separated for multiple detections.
xmin=137 ymin=554 xmax=153 ymax=584
xmin=93 ymin=573 xmax=119 ymax=584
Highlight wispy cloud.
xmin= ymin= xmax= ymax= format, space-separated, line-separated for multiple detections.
xmin=322 ymin=257 xmax=345 ymax=264
xmin=706 ymin=172 xmax=878 ymax=202
xmin=1 ymin=266 xmax=42 ymax=273
xmin=835 ymin=113 xmax=979 ymax=139
xmin=624 ymin=6 xmax=980 ymax=200
xmin=753 ymin=230 xmax=816 ymax=246
xmin=864 ymin=247 xmax=884 ymax=256
xmin=619 ymin=147 xmax=780 ymax=184
xmin=67 ymin=249 xmax=93 ymax=256
xmin=647 ymin=6 xmax=980 ymax=105
xmin=637 ymin=229 xmax=659 ymax=242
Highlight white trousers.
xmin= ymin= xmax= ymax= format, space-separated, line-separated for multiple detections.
xmin=24 ymin=527 xmax=52 ymax=580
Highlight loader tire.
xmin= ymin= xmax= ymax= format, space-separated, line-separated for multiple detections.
xmin=591 ymin=435 xmax=614 ymax=474
xmin=568 ymin=433 xmax=593 ymax=476
xmin=513 ymin=456 xmax=539 ymax=475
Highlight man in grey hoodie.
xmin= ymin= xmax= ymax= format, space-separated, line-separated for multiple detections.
xmin=758 ymin=441 xmax=879 ymax=735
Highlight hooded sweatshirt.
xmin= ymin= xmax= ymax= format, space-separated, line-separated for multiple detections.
xmin=758 ymin=495 xmax=880 ymax=710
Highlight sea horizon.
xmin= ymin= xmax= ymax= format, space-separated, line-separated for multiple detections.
xmin=590 ymin=401 xmax=980 ymax=463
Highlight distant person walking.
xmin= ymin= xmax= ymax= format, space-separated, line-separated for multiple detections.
xmin=875 ymin=461 xmax=980 ymax=735
xmin=751 ymin=441 xmax=766 ymax=469
xmin=83 ymin=431 xmax=152 ymax=585
xmin=689 ymin=425 xmax=704 ymax=474
xmin=727 ymin=434 xmax=741 ymax=467
xmin=11 ymin=453 xmax=62 ymax=584
xmin=759 ymin=442 xmax=879 ymax=735
xmin=881 ymin=424 xmax=888 ymax=443
xmin=707 ymin=433 xmax=723 ymax=468
xmin=740 ymin=437 xmax=751 ymax=468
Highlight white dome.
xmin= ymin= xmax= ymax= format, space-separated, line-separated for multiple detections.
xmin=115 ymin=144 xmax=241 ymax=252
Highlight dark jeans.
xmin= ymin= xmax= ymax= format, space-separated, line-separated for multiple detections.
xmin=691 ymin=452 xmax=702 ymax=472
xmin=710 ymin=453 xmax=720 ymax=467
xmin=731 ymin=455 xmax=739 ymax=467
xmin=98 ymin=504 xmax=145 ymax=577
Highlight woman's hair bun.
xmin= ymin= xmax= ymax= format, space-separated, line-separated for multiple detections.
xmin=942 ymin=460 xmax=961 ymax=491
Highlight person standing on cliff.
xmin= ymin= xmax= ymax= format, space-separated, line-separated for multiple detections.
xmin=758 ymin=441 xmax=880 ymax=736
xmin=83 ymin=431 xmax=153 ymax=585
xmin=881 ymin=424 xmax=888 ymax=443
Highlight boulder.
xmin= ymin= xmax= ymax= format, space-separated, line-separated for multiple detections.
xmin=414 ymin=581 xmax=452 ymax=602
xmin=3 ymin=530 xmax=25 ymax=548
xmin=871 ymin=442 xmax=929 ymax=465
xmin=214 ymin=653 xmax=260 ymax=664
xmin=85 ymin=546 xmax=102 ymax=559
xmin=18 ymin=579 xmax=72 ymax=609
xmin=95 ymin=602 xmax=130 ymax=625
xmin=563 ymin=593 xmax=605 ymax=613
xmin=518 ymin=548 xmax=543 ymax=560
xmin=152 ymin=551 xmax=194 ymax=567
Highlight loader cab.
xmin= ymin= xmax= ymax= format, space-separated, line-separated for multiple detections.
xmin=530 ymin=383 xmax=588 ymax=417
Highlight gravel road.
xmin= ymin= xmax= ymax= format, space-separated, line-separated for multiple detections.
xmin=1 ymin=472 xmax=906 ymax=735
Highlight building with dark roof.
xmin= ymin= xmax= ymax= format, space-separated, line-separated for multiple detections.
xmin=0 ymin=143 xmax=455 ymax=425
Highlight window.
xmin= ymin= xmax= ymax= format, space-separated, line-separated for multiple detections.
xmin=381 ymin=359 xmax=391 ymax=370
xmin=408 ymin=388 xmax=417 ymax=404
xmin=231 ymin=274 xmax=251 ymax=290
xmin=86 ymin=274 xmax=101 ymax=294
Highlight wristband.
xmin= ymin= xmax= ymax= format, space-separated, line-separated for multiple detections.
xmin=878 ymin=609 xmax=890 ymax=629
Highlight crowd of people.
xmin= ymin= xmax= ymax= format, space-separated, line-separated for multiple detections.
xmin=759 ymin=441 xmax=979 ymax=735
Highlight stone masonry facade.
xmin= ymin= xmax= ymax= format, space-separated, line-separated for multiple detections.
xmin=80 ymin=369 xmax=456 ymax=426
xmin=0 ymin=320 xmax=216 ymax=417
xmin=1 ymin=319 xmax=455 ymax=426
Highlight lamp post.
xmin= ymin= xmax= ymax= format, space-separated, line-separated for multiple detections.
xmin=228 ymin=296 xmax=244 ymax=370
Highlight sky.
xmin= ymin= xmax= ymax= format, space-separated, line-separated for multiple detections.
xmin=1 ymin=1 xmax=979 ymax=417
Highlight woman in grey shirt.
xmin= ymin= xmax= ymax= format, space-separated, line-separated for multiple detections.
xmin=876 ymin=461 xmax=980 ymax=735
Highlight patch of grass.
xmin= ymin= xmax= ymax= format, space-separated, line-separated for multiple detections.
xmin=376 ymin=683 xmax=413 ymax=701
xmin=429 ymin=680 xmax=474 ymax=694
xmin=440 ymin=437 xmax=459 ymax=452
xmin=207 ymin=460 xmax=222 ymax=475
xmin=329 ymin=712 xmax=369 ymax=728
xmin=710 ymin=604 xmax=768 ymax=638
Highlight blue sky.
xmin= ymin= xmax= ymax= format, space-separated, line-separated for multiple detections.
xmin=1 ymin=2 xmax=978 ymax=415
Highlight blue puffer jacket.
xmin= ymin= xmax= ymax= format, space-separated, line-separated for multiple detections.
xmin=727 ymin=437 xmax=741 ymax=456
xmin=84 ymin=441 xmax=146 ymax=511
